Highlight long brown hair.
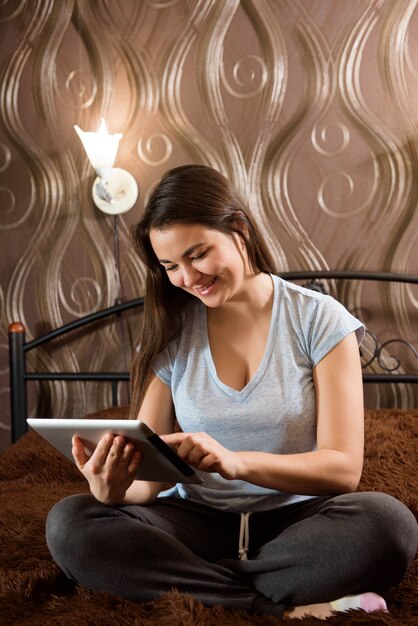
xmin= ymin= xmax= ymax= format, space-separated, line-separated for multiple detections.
xmin=129 ymin=164 xmax=277 ymax=418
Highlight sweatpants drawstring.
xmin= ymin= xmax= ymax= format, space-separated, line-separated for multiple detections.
xmin=238 ymin=512 xmax=251 ymax=560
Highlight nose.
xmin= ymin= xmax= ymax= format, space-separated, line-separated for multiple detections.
xmin=182 ymin=265 xmax=201 ymax=288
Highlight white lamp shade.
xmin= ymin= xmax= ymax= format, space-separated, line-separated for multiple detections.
xmin=74 ymin=118 xmax=122 ymax=169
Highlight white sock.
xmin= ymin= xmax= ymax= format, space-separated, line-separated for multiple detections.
xmin=330 ymin=592 xmax=387 ymax=613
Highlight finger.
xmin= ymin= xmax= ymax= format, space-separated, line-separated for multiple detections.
xmin=161 ymin=433 xmax=210 ymax=464
xmin=161 ymin=432 xmax=188 ymax=447
xmin=119 ymin=442 xmax=135 ymax=465
xmin=127 ymin=451 xmax=141 ymax=474
xmin=185 ymin=445 xmax=206 ymax=465
xmin=72 ymin=435 xmax=90 ymax=468
xmin=196 ymin=452 xmax=219 ymax=473
xmin=107 ymin=435 xmax=126 ymax=463
xmin=177 ymin=440 xmax=198 ymax=462
xmin=165 ymin=433 xmax=201 ymax=455
xmin=89 ymin=433 xmax=115 ymax=471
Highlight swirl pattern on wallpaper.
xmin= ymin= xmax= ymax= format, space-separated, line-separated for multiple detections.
xmin=380 ymin=1 xmax=418 ymax=334
xmin=137 ymin=133 xmax=173 ymax=166
xmin=0 ymin=0 xmax=417 ymax=450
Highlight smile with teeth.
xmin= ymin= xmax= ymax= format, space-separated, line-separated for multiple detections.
xmin=196 ymin=277 xmax=217 ymax=294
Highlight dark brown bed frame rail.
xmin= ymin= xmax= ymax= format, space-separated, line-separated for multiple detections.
xmin=8 ymin=271 xmax=418 ymax=444
xmin=8 ymin=297 xmax=144 ymax=443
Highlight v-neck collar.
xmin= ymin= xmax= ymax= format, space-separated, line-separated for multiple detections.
xmin=200 ymin=274 xmax=279 ymax=401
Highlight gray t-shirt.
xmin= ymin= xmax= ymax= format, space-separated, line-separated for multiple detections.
xmin=152 ymin=274 xmax=364 ymax=513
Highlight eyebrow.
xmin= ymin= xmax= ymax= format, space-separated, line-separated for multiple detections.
xmin=158 ymin=242 xmax=206 ymax=264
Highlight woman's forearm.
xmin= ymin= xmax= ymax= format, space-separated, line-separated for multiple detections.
xmin=111 ymin=480 xmax=164 ymax=506
xmin=234 ymin=448 xmax=362 ymax=495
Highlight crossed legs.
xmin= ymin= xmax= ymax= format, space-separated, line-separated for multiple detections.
xmin=46 ymin=492 xmax=417 ymax=618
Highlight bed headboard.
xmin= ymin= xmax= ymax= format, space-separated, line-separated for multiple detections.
xmin=8 ymin=271 xmax=418 ymax=443
xmin=8 ymin=297 xmax=144 ymax=443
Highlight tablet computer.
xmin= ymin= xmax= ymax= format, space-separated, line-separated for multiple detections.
xmin=27 ymin=418 xmax=202 ymax=484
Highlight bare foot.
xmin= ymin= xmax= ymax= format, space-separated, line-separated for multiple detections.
xmin=284 ymin=602 xmax=333 ymax=620
xmin=284 ymin=593 xmax=387 ymax=620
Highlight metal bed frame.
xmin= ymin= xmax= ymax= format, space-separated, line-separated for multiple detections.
xmin=8 ymin=271 xmax=418 ymax=444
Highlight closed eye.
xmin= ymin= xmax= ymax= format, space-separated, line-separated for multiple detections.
xmin=161 ymin=250 xmax=207 ymax=273
xmin=191 ymin=251 xmax=207 ymax=261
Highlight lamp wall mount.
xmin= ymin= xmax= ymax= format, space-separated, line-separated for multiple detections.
xmin=93 ymin=168 xmax=138 ymax=215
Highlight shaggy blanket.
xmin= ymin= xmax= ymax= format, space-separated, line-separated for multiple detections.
xmin=0 ymin=408 xmax=417 ymax=626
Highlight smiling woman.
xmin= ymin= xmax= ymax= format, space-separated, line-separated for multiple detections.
xmin=150 ymin=222 xmax=275 ymax=394
xmin=45 ymin=165 xmax=418 ymax=621
xmin=130 ymin=165 xmax=277 ymax=413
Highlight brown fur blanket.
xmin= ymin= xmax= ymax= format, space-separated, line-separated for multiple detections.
xmin=0 ymin=408 xmax=417 ymax=625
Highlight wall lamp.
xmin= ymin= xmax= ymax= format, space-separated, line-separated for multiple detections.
xmin=74 ymin=119 xmax=138 ymax=215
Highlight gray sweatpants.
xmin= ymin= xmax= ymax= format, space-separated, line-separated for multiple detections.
xmin=46 ymin=491 xmax=417 ymax=617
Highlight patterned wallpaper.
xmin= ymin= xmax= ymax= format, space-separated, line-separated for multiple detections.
xmin=0 ymin=0 xmax=417 ymax=452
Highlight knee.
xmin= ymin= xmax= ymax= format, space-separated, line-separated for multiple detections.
xmin=352 ymin=492 xmax=417 ymax=586
xmin=365 ymin=493 xmax=416 ymax=554
xmin=384 ymin=494 xmax=416 ymax=563
xmin=46 ymin=494 xmax=98 ymax=568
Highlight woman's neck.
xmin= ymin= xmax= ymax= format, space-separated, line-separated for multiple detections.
xmin=208 ymin=272 xmax=274 ymax=324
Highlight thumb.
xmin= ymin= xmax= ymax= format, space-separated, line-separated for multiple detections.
xmin=72 ymin=435 xmax=90 ymax=469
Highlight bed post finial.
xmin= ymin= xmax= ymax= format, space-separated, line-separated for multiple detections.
xmin=9 ymin=322 xmax=25 ymax=334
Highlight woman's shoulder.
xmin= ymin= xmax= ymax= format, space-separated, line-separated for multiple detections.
xmin=274 ymin=274 xmax=331 ymax=301
xmin=272 ymin=274 xmax=364 ymax=349
xmin=273 ymin=274 xmax=360 ymax=327
xmin=273 ymin=275 xmax=336 ymax=315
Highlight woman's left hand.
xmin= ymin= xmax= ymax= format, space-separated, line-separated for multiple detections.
xmin=161 ymin=432 xmax=241 ymax=480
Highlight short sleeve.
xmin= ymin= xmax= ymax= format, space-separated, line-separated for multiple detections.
xmin=307 ymin=295 xmax=365 ymax=367
xmin=151 ymin=338 xmax=179 ymax=387
xmin=150 ymin=301 xmax=197 ymax=387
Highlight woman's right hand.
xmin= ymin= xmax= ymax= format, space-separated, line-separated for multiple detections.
xmin=72 ymin=433 xmax=141 ymax=504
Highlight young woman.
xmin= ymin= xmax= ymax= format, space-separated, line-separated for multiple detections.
xmin=46 ymin=165 xmax=417 ymax=620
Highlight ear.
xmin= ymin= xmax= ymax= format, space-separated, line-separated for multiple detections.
xmin=230 ymin=231 xmax=247 ymax=261
xmin=232 ymin=210 xmax=249 ymax=237
xmin=238 ymin=233 xmax=246 ymax=250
